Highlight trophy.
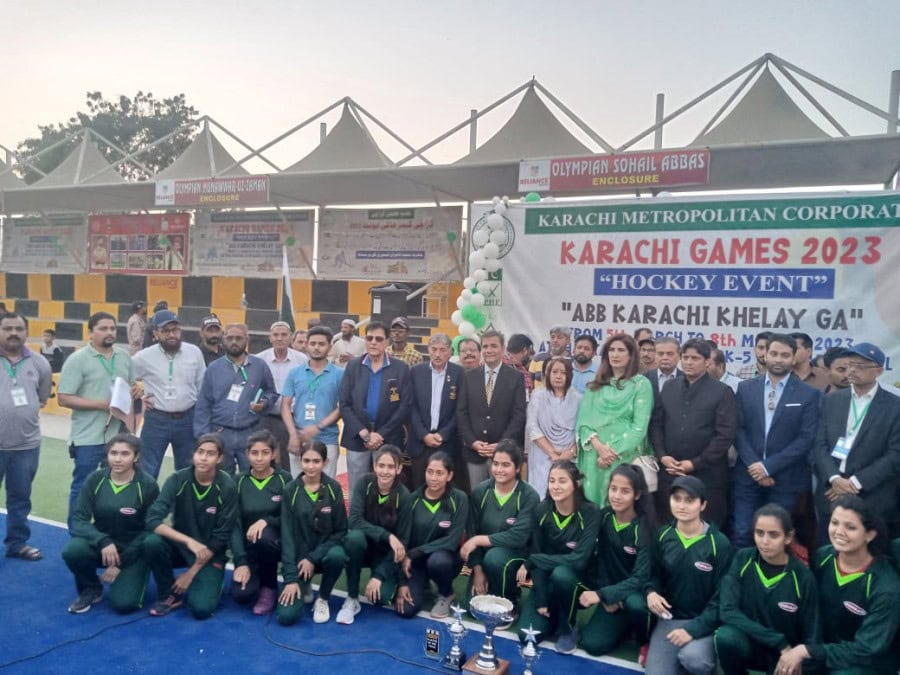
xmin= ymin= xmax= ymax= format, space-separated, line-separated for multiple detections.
xmin=442 ymin=603 xmax=468 ymax=670
xmin=520 ymin=625 xmax=540 ymax=675
xmin=464 ymin=594 xmax=515 ymax=674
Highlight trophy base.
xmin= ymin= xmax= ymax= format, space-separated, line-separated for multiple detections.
xmin=442 ymin=651 xmax=466 ymax=671
xmin=462 ymin=655 xmax=510 ymax=675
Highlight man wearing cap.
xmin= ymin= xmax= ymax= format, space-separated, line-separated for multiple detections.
xmin=571 ymin=334 xmax=598 ymax=394
xmin=329 ymin=319 xmax=366 ymax=366
xmin=194 ymin=323 xmax=278 ymax=474
xmin=142 ymin=300 xmax=169 ymax=349
xmin=198 ymin=314 xmax=225 ymax=367
xmin=814 ymin=342 xmax=900 ymax=539
xmin=502 ymin=333 xmax=534 ymax=399
xmin=126 ymin=301 xmax=147 ymax=356
xmin=132 ymin=310 xmax=206 ymax=478
xmin=387 ymin=317 xmax=423 ymax=367
xmin=255 ymin=321 xmax=308 ymax=468
xmin=529 ymin=325 xmax=571 ymax=385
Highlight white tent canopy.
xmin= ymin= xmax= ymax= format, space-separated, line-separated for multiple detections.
xmin=155 ymin=123 xmax=248 ymax=179
xmin=32 ymin=132 xmax=125 ymax=187
xmin=0 ymin=158 xmax=25 ymax=189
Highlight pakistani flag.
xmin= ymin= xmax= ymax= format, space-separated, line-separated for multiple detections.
xmin=279 ymin=246 xmax=296 ymax=331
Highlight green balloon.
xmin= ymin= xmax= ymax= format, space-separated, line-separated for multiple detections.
xmin=158 ymin=235 xmax=170 ymax=246
xmin=452 ymin=335 xmax=464 ymax=356
xmin=524 ymin=192 xmax=542 ymax=202
xmin=461 ymin=304 xmax=481 ymax=323
xmin=471 ymin=311 xmax=487 ymax=330
xmin=446 ymin=232 xmax=457 ymax=242
xmin=285 ymin=236 xmax=296 ymax=247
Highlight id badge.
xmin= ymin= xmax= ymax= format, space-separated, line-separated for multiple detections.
xmin=227 ymin=383 xmax=244 ymax=402
xmin=304 ymin=402 xmax=316 ymax=421
xmin=164 ymin=384 xmax=176 ymax=400
xmin=10 ymin=387 xmax=28 ymax=407
xmin=831 ymin=436 xmax=851 ymax=461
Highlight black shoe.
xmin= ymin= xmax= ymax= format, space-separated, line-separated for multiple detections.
xmin=149 ymin=592 xmax=184 ymax=617
xmin=68 ymin=588 xmax=103 ymax=613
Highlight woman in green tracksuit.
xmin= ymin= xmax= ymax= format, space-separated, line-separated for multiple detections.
xmin=642 ymin=475 xmax=734 ymax=675
xmin=778 ymin=495 xmax=900 ymax=675
xmin=396 ymin=451 xmax=468 ymax=620
xmin=461 ymin=439 xmax=540 ymax=607
xmin=143 ymin=433 xmax=238 ymax=620
xmin=277 ymin=441 xmax=348 ymax=626
xmin=63 ymin=434 xmax=159 ymax=614
xmin=338 ymin=445 xmax=412 ymax=625
xmin=230 ymin=430 xmax=292 ymax=616
xmin=714 ymin=503 xmax=820 ymax=674
xmin=516 ymin=460 xmax=601 ymax=654
xmin=579 ymin=463 xmax=653 ymax=656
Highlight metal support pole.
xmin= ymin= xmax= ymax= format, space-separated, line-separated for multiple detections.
xmin=469 ymin=109 xmax=478 ymax=155
xmin=654 ymin=94 xmax=665 ymax=149
xmin=320 ymin=122 xmax=327 ymax=143
xmin=888 ymin=70 xmax=900 ymax=134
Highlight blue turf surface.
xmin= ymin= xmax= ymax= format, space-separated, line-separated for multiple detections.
xmin=0 ymin=515 xmax=636 ymax=674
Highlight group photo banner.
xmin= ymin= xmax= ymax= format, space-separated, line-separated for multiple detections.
xmin=193 ymin=210 xmax=314 ymax=278
xmin=1 ymin=214 xmax=87 ymax=273
xmin=317 ymin=206 xmax=463 ymax=281
xmin=88 ymin=213 xmax=191 ymax=275
xmin=473 ymin=192 xmax=900 ymax=378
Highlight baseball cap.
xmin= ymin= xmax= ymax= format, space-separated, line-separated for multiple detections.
xmin=391 ymin=317 xmax=409 ymax=330
xmin=151 ymin=310 xmax=179 ymax=329
xmin=670 ymin=475 xmax=707 ymax=501
xmin=201 ymin=314 xmax=222 ymax=329
xmin=847 ymin=342 xmax=885 ymax=367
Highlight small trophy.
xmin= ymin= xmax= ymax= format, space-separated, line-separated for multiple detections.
xmin=464 ymin=594 xmax=515 ymax=674
xmin=442 ymin=603 xmax=467 ymax=670
xmin=520 ymin=624 xmax=540 ymax=675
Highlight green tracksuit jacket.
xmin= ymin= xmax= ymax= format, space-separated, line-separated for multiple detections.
xmin=467 ymin=478 xmax=540 ymax=567
xmin=524 ymin=499 xmax=601 ymax=574
xmin=406 ymin=486 xmax=468 ymax=558
xmin=229 ymin=468 xmax=292 ymax=567
xmin=592 ymin=508 xmax=652 ymax=605
xmin=280 ymin=474 xmax=348 ymax=583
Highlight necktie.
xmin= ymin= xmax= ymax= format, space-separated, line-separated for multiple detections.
xmin=486 ymin=368 xmax=495 ymax=405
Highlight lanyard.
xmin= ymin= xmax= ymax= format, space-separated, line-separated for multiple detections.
xmin=1 ymin=355 xmax=24 ymax=385
xmin=306 ymin=367 xmax=324 ymax=396
xmin=228 ymin=356 xmax=248 ymax=383
xmin=849 ymin=397 xmax=872 ymax=435
xmin=159 ymin=345 xmax=176 ymax=380
xmin=97 ymin=352 xmax=116 ymax=381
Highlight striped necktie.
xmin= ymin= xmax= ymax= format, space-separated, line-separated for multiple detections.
xmin=486 ymin=368 xmax=495 ymax=405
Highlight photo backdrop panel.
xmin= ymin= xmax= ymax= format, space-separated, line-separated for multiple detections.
xmin=2 ymin=214 xmax=87 ymax=273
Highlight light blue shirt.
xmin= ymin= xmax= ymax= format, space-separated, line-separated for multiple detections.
xmin=430 ymin=364 xmax=447 ymax=430
xmin=282 ymin=362 xmax=344 ymax=444
xmin=571 ymin=365 xmax=597 ymax=394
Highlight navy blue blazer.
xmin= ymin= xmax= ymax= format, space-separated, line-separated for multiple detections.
xmin=338 ymin=355 xmax=410 ymax=453
xmin=406 ymin=361 xmax=463 ymax=458
xmin=734 ymin=373 xmax=821 ymax=489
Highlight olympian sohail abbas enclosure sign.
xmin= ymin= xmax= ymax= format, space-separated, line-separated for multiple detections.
xmin=471 ymin=192 xmax=900 ymax=378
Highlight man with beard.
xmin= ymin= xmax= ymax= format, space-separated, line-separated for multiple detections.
xmin=571 ymin=334 xmax=598 ymax=394
xmin=282 ymin=326 xmax=344 ymax=478
xmin=194 ymin=323 xmax=277 ymax=474
xmin=0 ymin=313 xmax=52 ymax=561
xmin=737 ymin=331 xmax=771 ymax=380
xmin=59 ymin=312 xmax=133 ymax=533
xmin=649 ymin=338 xmax=736 ymax=527
xmin=529 ymin=325 xmax=571 ymax=384
xmin=503 ymin=333 xmax=534 ymax=400
xmin=132 ymin=311 xmax=206 ymax=478
xmin=329 ymin=319 xmax=366 ymax=365
xmin=387 ymin=317 xmax=423 ymax=367
xmin=731 ymin=334 xmax=821 ymax=547
xmin=198 ymin=314 xmax=225 ymax=366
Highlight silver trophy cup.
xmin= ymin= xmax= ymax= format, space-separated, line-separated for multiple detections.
xmin=465 ymin=594 xmax=515 ymax=673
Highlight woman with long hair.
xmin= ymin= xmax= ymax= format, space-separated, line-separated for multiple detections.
xmin=576 ymin=334 xmax=653 ymax=506
xmin=516 ymin=460 xmax=601 ymax=654
xmin=526 ymin=356 xmax=581 ymax=497
xmin=230 ymin=430 xmax=292 ymax=615
xmin=777 ymin=496 xmax=899 ymax=674
xmin=63 ymin=434 xmax=159 ymax=614
xmin=339 ymin=444 xmax=412 ymax=625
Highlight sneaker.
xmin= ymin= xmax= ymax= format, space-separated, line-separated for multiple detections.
xmin=252 ymin=586 xmax=277 ymax=616
xmin=336 ymin=596 xmax=362 ymax=625
xmin=313 ymin=597 xmax=330 ymax=623
xmin=430 ymin=594 xmax=453 ymax=619
xmin=149 ymin=592 xmax=184 ymax=617
xmin=301 ymin=582 xmax=314 ymax=604
xmin=555 ymin=626 xmax=579 ymax=655
xmin=68 ymin=587 xmax=103 ymax=614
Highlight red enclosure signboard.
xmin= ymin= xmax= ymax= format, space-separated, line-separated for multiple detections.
xmin=89 ymin=213 xmax=190 ymax=275
xmin=518 ymin=149 xmax=710 ymax=193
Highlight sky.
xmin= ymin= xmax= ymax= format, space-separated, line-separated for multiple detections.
xmin=2 ymin=1 xmax=898 ymax=170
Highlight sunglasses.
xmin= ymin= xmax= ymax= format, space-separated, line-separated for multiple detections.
xmin=365 ymin=335 xmax=386 ymax=342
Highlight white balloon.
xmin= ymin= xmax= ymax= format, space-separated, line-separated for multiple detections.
xmin=463 ymin=276 xmax=476 ymax=289
xmin=489 ymin=230 xmax=506 ymax=246
xmin=476 ymin=280 xmax=492 ymax=294
xmin=451 ymin=310 xmax=463 ymax=326
xmin=484 ymin=258 xmax=501 ymax=273
xmin=486 ymin=213 xmax=503 ymax=229
xmin=491 ymin=195 xmax=501 ymax=206
xmin=656 ymin=191 xmax=673 ymax=198
xmin=472 ymin=229 xmax=490 ymax=247
xmin=461 ymin=289 xmax=473 ymax=302
xmin=494 ymin=203 xmax=507 ymax=217
xmin=541 ymin=195 xmax=556 ymax=202
xmin=470 ymin=293 xmax=485 ymax=307
xmin=458 ymin=321 xmax=476 ymax=337
xmin=469 ymin=250 xmax=486 ymax=270
xmin=456 ymin=296 xmax=466 ymax=309
xmin=473 ymin=269 xmax=488 ymax=282
xmin=482 ymin=242 xmax=500 ymax=260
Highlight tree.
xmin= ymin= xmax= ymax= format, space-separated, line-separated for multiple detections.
xmin=15 ymin=91 xmax=200 ymax=184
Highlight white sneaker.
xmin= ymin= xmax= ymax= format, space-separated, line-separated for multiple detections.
xmin=336 ymin=596 xmax=362 ymax=625
xmin=313 ymin=597 xmax=330 ymax=623
xmin=301 ymin=582 xmax=314 ymax=604
xmin=430 ymin=594 xmax=453 ymax=619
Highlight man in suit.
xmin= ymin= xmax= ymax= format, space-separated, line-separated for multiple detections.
xmin=814 ymin=342 xmax=900 ymax=540
xmin=732 ymin=334 xmax=821 ymax=547
xmin=339 ymin=321 xmax=411 ymax=493
xmin=406 ymin=333 xmax=463 ymax=489
xmin=644 ymin=337 xmax=683 ymax=404
xmin=457 ymin=330 xmax=527 ymax=489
